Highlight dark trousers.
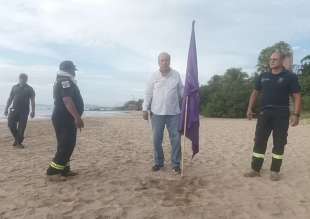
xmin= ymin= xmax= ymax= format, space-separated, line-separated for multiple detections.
xmin=251 ymin=109 xmax=290 ymax=172
xmin=51 ymin=113 xmax=77 ymax=168
xmin=8 ymin=109 xmax=29 ymax=144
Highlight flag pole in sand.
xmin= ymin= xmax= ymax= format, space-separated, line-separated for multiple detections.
xmin=181 ymin=96 xmax=189 ymax=177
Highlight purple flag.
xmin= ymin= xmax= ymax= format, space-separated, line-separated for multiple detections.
xmin=179 ymin=20 xmax=200 ymax=157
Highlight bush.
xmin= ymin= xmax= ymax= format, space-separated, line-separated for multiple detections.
xmin=200 ymin=68 xmax=252 ymax=118
xmin=302 ymin=95 xmax=310 ymax=112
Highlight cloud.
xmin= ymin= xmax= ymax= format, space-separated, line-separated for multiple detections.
xmin=0 ymin=0 xmax=310 ymax=105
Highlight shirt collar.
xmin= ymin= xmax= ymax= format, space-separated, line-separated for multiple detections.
xmin=268 ymin=69 xmax=288 ymax=76
xmin=159 ymin=69 xmax=173 ymax=78
xmin=57 ymin=70 xmax=77 ymax=84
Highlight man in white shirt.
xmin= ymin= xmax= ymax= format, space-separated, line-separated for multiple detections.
xmin=142 ymin=52 xmax=184 ymax=174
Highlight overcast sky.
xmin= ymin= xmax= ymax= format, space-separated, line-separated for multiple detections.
xmin=0 ymin=0 xmax=309 ymax=106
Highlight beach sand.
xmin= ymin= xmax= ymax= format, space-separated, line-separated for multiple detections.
xmin=0 ymin=113 xmax=309 ymax=219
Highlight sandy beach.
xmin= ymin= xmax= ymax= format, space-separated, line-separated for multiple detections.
xmin=0 ymin=113 xmax=309 ymax=219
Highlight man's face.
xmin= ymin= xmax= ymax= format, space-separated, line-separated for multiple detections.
xmin=269 ymin=53 xmax=283 ymax=70
xmin=19 ymin=76 xmax=28 ymax=85
xmin=283 ymin=56 xmax=293 ymax=71
xmin=158 ymin=55 xmax=170 ymax=72
xmin=70 ymin=70 xmax=76 ymax=77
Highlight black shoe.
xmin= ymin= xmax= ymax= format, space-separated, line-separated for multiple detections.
xmin=46 ymin=166 xmax=62 ymax=176
xmin=152 ymin=165 xmax=162 ymax=172
xmin=61 ymin=170 xmax=78 ymax=177
xmin=12 ymin=141 xmax=17 ymax=146
xmin=244 ymin=170 xmax=261 ymax=178
xmin=46 ymin=166 xmax=67 ymax=181
xmin=270 ymin=171 xmax=281 ymax=181
xmin=61 ymin=166 xmax=78 ymax=177
xmin=173 ymin=166 xmax=181 ymax=174
xmin=15 ymin=143 xmax=25 ymax=149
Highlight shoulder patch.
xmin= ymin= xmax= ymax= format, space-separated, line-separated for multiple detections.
xmin=61 ymin=81 xmax=71 ymax=88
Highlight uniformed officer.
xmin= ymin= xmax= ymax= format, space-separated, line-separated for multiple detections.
xmin=245 ymin=51 xmax=302 ymax=181
xmin=46 ymin=60 xmax=84 ymax=178
xmin=4 ymin=73 xmax=35 ymax=148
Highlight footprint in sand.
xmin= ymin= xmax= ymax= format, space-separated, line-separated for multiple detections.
xmin=134 ymin=176 xmax=207 ymax=207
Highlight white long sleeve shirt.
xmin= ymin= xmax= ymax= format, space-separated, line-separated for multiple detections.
xmin=143 ymin=69 xmax=184 ymax=115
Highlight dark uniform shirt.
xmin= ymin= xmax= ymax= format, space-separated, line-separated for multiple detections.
xmin=255 ymin=70 xmax=300 ymax=110
xmin=9 ymin=84 xmax=35 ymax=113
xmin=53 ymin=76 xmax=84 ymax=118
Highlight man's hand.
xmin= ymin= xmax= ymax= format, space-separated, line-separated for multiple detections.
xmin=290 ymin=115 xmax=299 ymax=127
xmin=75 ymin=117 xmax=84 ymax=131
xmin=4 ymin=109 xmax=8 ymax=117
xmin=246 ymin=109 xmax=255 ymax=120
xmin=30 ymin=111 xmax=35 ymax=118
xmin=142 ymin=111 xmax=149 ymax=120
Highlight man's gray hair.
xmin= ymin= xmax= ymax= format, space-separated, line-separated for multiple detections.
xmin=273 ymin=49 xmax=293 ymax=60
xmin=158 ymin=52 xmax=171 ymax=62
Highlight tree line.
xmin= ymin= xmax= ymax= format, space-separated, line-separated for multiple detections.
xmin=123 ymin=41 xmax=310 ymax=117
xmin=200 ymin=41 xmax=310 ymax=118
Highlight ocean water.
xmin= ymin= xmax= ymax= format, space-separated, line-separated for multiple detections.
xmin=0 ymin=105 xmax=127 ymax=122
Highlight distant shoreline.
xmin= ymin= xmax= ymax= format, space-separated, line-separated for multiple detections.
xmin=0 ymin=110 xmax=133 ymax=123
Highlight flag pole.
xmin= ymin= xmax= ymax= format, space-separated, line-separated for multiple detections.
xmin=181 ymin=96 xmax=189 ymax=177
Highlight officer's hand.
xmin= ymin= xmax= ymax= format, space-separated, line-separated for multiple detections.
xmin=75 ymin=117 xmax=84 ymax=131
xmin=290 ymin=115 xmax=299 ymax=127
xmin=142 ymin=111 xmax=149 ymax=120
xmin=246 ymin=110 xmax=255 ymax=120
xmin=4 ymin=110 xmax=8 ymax=117
xmin=30 ymin=111 xmax=35 ymax=118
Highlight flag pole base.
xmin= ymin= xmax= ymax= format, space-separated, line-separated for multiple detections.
xmin=181 ymin=96 xmax=189 ymax=177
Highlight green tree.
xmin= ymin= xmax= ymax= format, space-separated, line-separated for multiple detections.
xmin=122 ymin=99 xmax=143 ymax=111
xmin=299 ymin=55 xmax=310 ymax=111
xmin=301 ymin=55 xmax=310 ymax=64
xmin=201 ymin=68 xmax=253 ymax=118
xmin=257 ymin=41 xmax=293 ymax=73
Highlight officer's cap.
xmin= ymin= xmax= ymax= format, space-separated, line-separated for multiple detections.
xmin=59 ymin=60 xmax=77 ymax=72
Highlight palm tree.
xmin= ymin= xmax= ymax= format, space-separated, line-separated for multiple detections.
xmin=301 ymin=55 xmax=310 ymax=65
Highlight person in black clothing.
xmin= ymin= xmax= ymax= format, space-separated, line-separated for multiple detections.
xmin=245 ymin=51 xmax=302 ymax=181
xmin=4 ymin=73 xmax=35 ymax=148
xmin=46 ymin=60 xmax=84 ymax=179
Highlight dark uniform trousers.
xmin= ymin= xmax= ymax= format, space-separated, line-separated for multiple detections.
xmin=252 ymin=109 xmax=289 ymax=172
xmin=8 ymin=109 xmax=29 ymax=144
xmin=49 ymin=113 xmax=77 ymax=173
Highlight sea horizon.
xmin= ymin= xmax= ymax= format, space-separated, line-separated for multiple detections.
xmin=0 ymin=104 xmax=130 ymax=122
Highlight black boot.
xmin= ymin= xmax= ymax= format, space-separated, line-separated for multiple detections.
xmin=61 ymin=166 xmax=78 ymax=177
xmin=46 ymin=166 xmax=62 ymax=176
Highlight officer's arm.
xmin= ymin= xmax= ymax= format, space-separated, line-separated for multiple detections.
xmin=63 ymin=97 xmax=81 ymax=121
xmin=63 ymin=97 xmax=84 ymax=130
xmin=4 ymin=88 xmax=14 ymax=115
xmin=247 ymin=90 xmax=259 ymax=112
xmin=5 ymin=97 xmax=13 ymax=111
xmin=292 ymin=93 xmax=302 ymax=116
xmin=30 ymin=96 xmax=36 ymax=117
xmin=248 ymin=73 xmax=262 ymax=114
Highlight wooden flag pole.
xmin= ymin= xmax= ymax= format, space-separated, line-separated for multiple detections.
xmin=181 ymin=96 xmax=189 ymax=177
